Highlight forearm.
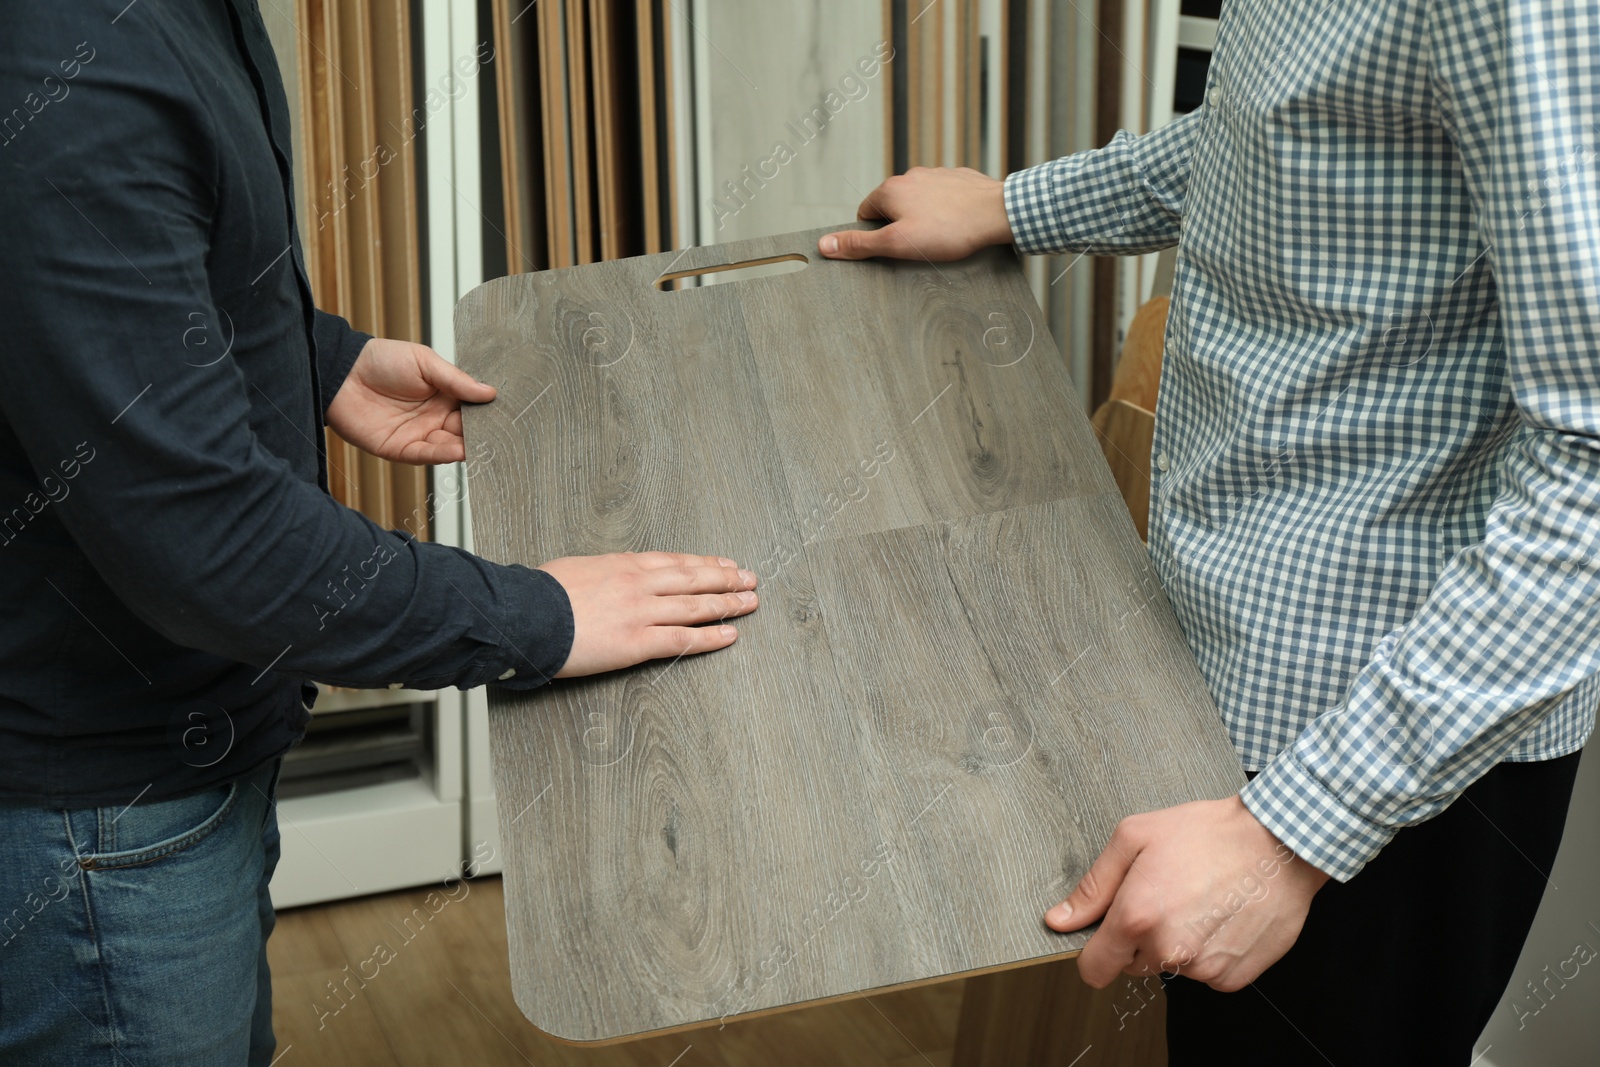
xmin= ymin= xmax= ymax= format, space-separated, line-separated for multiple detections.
xmin=83 ymin=459 xmax=574 ymax=689
xmin=0 ymin=335 xmax=573 ymax=690
xmin=1244 ymin=430 xmax=1600 ymax=880
xmin=1005 ymin=108 xmax=1202 ymax=256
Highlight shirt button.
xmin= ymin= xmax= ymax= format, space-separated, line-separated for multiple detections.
xmin=387 ymin=681 xmax=404 ymax=690
xmin=1207 ymin=86 xmax=1224 ymax=109
xmin=498 ymin=668 xmax=517 ymax=681
xmin=1156 ymin=452 xmax=1171 ymax=472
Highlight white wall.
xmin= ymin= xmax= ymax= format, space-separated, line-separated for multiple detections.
xmin=692 ymin=0 xmax=889 ymax=246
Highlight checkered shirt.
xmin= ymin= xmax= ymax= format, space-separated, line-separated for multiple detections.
xmin=1004 ymin=0 xmax=1599 ymax=880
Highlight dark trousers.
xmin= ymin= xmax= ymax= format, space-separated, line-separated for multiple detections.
xmin=1166 ymin=751 xmax=1583 ymax=1067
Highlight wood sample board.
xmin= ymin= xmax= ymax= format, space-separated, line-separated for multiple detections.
xmin=456 ymin=224 xmax=1245 ymax=1044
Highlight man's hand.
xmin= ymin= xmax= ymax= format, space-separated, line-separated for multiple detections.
xmin=327 ymin=337 xmax=497 ymax=464
xmin=1045 ymin=796 xmax=1331 ymax=992
xmin=818 ymin=166 xmax=1013 ymax=263
xmin=537 ymin=552 xmax=759 ymax=678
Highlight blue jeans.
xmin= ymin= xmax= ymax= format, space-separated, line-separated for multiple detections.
xmin=0 ymin=759 xmax=281 ymax=1066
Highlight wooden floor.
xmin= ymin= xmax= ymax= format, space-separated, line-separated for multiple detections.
xmin=268 ymin=875 xmax=967 ymax=1067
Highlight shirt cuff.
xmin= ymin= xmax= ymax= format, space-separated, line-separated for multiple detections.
xmin=1003 ymin=164 xmax=1062 ymax=257
xmin=480 ymin=564 xmax=574 ymax=689
xmin=1239 ymin=747 xmax=1398 ymax=883
xmin=312 ymin=309 xmax=373 ymax=421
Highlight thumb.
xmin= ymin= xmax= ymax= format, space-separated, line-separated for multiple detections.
xmin=420 ymin=347 xmax=497 ymax=403
xmin=818 ymin=225 xmax=904 ymax=261
xmin=1045 ymin=832 xmax=1137 ymax=932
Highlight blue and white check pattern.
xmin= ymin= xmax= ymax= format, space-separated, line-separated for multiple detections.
xmin=1005 ymin=0 xmax=1598 ymax=880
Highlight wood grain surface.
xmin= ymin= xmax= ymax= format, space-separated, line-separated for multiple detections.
xmin=456 ymin=223 xmax=1243 ymax=1044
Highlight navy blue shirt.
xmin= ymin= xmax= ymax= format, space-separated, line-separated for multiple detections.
xmin=0 ymin=0 xmax=573 ymax=806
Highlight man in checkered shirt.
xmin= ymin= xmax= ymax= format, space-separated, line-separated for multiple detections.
xmin=825 ymin=1 xmax=1594 ymax=1061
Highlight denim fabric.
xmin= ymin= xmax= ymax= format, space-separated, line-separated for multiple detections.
xmin=0 ymin=759 xmax=281 ymax=1065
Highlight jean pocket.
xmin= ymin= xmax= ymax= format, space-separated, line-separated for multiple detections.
xmin=77 ymin=781 xmax=241 ymax=871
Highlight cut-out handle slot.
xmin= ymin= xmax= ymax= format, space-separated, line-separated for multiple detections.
xmin=654 ymin=253 xmax=808 ymax=291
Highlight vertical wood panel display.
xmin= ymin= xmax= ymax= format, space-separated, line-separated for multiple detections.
xmin=895 ymin=0 xmax=987 ymax=172
xmin=537 ymin=0 xmax=577 ymax=267
xmin=958 ymin=0 xmax=980 ymax=167
xmin=886 ymin=0 xmax=1180 ymax=413
xmin=634 ymin=0 xmax=666 ymax=254
xmin=564 ymin=0 xmax=596 ymax=264
xmin=492 ymin=0 xmax=674 ymax=270
xmin=491 ymin=0 xmax=544 ymax=273
xmin=295 ymin=0 xmax=430 ymax=540
xmin=903 ymin=0 xmax=943 ymax=166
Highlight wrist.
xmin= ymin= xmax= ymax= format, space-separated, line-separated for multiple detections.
xmin=982 ymin=176 xmax=1014 ymax=247
xmin=1231 ymin=793 xmax=1333 ymax=891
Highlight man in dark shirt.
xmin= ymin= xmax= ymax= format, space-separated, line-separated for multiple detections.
xmin=0 ymin=2 xmax=756 ymax=1063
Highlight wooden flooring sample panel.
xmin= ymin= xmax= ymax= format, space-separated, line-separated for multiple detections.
xmin=456 ymin=224 xmax=1244 ymax=1043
